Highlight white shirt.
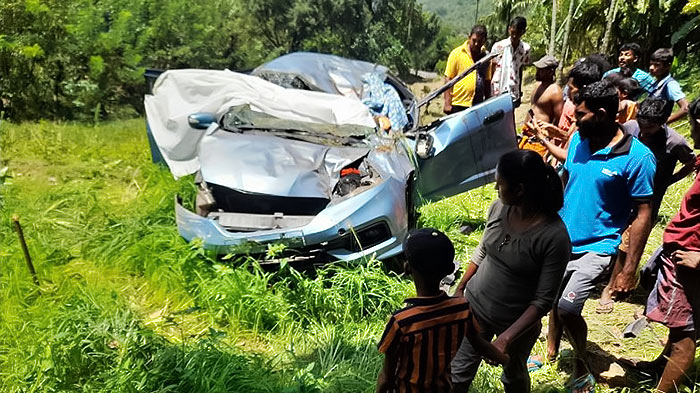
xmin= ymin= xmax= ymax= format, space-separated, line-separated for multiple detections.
xmin=490 ymin=38 xmax=531 ymax=101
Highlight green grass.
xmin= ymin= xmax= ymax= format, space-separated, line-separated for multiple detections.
xmin=0 ymin=118 xmax=699 ymax=392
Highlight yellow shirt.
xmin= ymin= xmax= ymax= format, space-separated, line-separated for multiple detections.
xmin=444 ymin=43 xmax=491 ymax=107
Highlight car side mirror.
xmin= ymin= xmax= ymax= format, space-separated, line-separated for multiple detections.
xmin=415 ymin=132 xmax=434 ymax=159
xmin=188 ymin=113 xmax=217 ymax=129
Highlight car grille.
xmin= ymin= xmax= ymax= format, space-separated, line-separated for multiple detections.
xmin=208 ymin=183 xmax=329 ymax=216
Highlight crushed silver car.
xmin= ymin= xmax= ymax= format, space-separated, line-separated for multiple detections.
xmin=144 ymin=52 xmax=517 ymax=262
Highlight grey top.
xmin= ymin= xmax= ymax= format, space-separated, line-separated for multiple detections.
xmin=465 ymin=200 xmax=571 ymax=333
xmin=623 ymin=120 xmax=696 ymax=218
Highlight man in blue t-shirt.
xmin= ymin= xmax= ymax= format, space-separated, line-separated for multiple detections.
xmin=546 ymin=81 xmax=656 ymax=390
xmin=649 ymin=48 xmax=689 ymax=124
xmin=603 ymin=43 xmax=655 ymax=94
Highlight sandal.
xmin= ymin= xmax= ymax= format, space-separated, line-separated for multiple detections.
xmin=567 ymin=373 xmax=596 ymax=393
xmin=618 ymin=358 xmax=664 ymax=379
xmin=595 ymin=298 xmax=614 ymax=314
xmin=527 ymin=355 xmax=543 ymax=372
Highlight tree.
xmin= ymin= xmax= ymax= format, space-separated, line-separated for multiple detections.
xmin=558 ymin=0 xmax=576 ymax=81
xmin=549 ymin=0 xmax=557 ymax=55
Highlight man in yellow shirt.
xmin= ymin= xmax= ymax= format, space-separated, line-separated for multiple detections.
xmin=443 ymin=25 xmax=492 ymax=114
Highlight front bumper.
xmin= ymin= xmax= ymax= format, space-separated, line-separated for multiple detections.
xmin=174 ymin=177 xmax=408 ymax=261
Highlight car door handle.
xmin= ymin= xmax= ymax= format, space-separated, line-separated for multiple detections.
xmin=483 ymin=110 xmax=504 ymax=125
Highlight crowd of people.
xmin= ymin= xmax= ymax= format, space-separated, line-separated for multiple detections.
xmin=376 ymin=15 xmax=700 ymax=393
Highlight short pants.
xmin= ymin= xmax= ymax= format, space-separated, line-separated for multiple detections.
xmin=646 ymin=248 xmax=700 ymax=331
xmin=557 ymin=252 xmax=613 ymax=315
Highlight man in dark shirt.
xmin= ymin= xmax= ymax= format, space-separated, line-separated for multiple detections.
xmin=626 ymin=97 xmax=696 ymax=215
xmin=597 ymin=97 xmax=696 ymax=313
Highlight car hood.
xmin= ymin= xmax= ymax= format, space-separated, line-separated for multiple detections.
xmin=199 ymin=129 xmax=369 ymax=198
xmin=144 ymin=69 xmax=376 ymax=177
xmin=252 ymin=52 xmax=388 ymax=99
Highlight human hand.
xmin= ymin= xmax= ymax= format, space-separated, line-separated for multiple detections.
xmin=443 ymin=102 xmax=453 ymax=114
xmin=673 ymin=250 xmax=700 ymax=270
xmin=524 ymin=120 xmax=548 ymax=143
xmin=483 ymin=336 xmax=510 ymax=366
xmin=454 ymin=284 xmax=467 ymax=297
xmin=610 ymin=271 xmax=638 ymax=297
xmin=536 ymin=119 xmax=562 ymax=134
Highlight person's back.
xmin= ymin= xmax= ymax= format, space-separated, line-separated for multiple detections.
xmin=376 ymin=229 xmax=507 ymax=393
xmin=378 ymin=292 xmax=471 ymax=392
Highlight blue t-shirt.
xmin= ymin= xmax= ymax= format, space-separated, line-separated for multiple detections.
xmin=603 ymin=67 xmax=656 ymax=94
xmin=560 ymin=131 xmax=656 ymax=255
xmin=650 ymin=75 xmax=685 ymax=103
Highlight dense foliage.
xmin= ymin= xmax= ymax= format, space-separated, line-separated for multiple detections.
xmin=0 ymin=0 xmax=444 ymax=121
xmin=2 ymin=0 xmax=699 ymax=122
xmin=482 ymin=0 xmax=700 ymax=78
xmin=418 ymin=0 xmax=495 ymax=34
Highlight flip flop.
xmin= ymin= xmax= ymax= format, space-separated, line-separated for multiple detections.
xmin=527 ymin=355 xmax=543 ymax=372
xmin=595 ymin=298 xmax=614 ymax=314
xmin=618 ymin=358 xmax=664 ymax=379
xmin=567 ymin=373 xmax=595 ymax=393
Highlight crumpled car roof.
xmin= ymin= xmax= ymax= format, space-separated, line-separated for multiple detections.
xmin=252 ymin=52 xmax=388 ymax=99
xmin=143 ymin=69 xmax=376 ymax=178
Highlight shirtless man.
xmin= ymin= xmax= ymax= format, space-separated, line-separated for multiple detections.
xmin=527 ymin=55 xmax=563 ymax=125
xmin=519 ymin=55 xmax=563 ymax=159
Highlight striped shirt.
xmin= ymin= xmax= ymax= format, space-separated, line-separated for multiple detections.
xmin=378 ymin=292 xmax=470 ymax=393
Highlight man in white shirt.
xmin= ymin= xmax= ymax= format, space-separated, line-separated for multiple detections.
xmin=490 ymin=17 xmax=531 ymax=108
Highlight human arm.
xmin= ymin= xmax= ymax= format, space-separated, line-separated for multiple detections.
xmin=465 ymin=315 xmax=509 ymax=365
xmin=490 ymin=305 xmax=541 ymax=356
xmin=530 ymin=119 xmax=568 ymax=162
xmin=673 ymin=250 xmax=700 ymax=270
xmin=666 ymin=82 xmax=689 ymax=124
xmin=610 ymin=148 xmax=656 ymax=296
xmin=376 ymin=317 xmax=401 ymax=393
xmin=611 ymin=201 xmax=653 ymax=296
xmin=551 ymin=89 xmax=564 ymax=126
xmin=443 ymin=51 xmax=458 ymax=114
xmin=455 ymin=201 xmax=498 ymax=295
xmin=455 ymin=262 xmax=478 ymax=296
xmin=376 ymin=344 xmax=399 ymax=393
xmin=443 ymin=78 xmax=454 ymax=114
xmin=668 ymin=98 xmax=690 ymax=124
xmin=670 ymin=160 xmax=696 ymax=185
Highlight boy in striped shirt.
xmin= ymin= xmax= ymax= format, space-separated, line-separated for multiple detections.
xmin=376 ymin=228 xmax=507 ymax=393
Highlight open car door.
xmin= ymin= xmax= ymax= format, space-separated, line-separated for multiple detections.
xmin=412 ymin=93 xmax=518 ymax=205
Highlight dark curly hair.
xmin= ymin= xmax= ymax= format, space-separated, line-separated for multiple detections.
xmin=575 ymin=80 xmax=619 ymax=122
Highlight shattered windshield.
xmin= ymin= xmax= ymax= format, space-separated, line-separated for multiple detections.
xmin=220 ymin=104 xmax=374 ymax=146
